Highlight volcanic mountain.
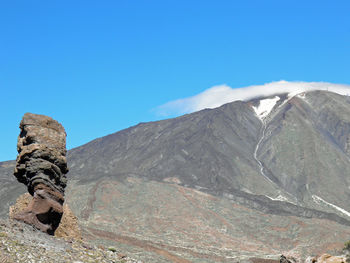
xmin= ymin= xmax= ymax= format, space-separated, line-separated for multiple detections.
xmin=2 ymin=89 xmax=350 ymax=262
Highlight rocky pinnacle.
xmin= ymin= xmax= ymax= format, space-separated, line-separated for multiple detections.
xmin=12 ymin=113 xmax=68 ymax=235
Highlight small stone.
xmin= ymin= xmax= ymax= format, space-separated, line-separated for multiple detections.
xmin=118 ymin=253 xmax=127 ymax=259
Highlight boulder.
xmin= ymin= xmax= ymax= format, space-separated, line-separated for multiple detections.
xmin=280 ymin=255 xmax=298 ymax=263
xmin=315 ymin=254 xmax=346 ymax=263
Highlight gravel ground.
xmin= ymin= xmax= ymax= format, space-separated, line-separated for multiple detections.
xmin=0 ymin=219 xmax=142 ymax=263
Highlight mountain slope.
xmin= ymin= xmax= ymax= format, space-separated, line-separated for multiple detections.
xmin=2 ymin=90 xmax=350 ymax=262
xmin=63 ymin=90 xmax=350 ymax=261
xmin=259 ymin=91 xmax=350 ymax=211
xmin=68 ymin=100 xmax=278 ymax=196
xmin=67 ymin=90 xmax=350 ymax=218
xmin=0 ymin=161 xmax=25 ymax=218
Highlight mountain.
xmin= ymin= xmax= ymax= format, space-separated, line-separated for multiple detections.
xmin=2 ymin=90 xmax=350 ymax=262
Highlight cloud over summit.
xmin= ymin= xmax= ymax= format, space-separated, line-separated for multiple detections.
xmin=157 ymin=81 xmax=350 ymax=116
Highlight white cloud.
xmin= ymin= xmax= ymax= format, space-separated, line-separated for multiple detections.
xmin=157 ymin=81 xmax=350 ymax=116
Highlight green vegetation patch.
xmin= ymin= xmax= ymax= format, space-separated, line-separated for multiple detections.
xmin=107 ymin=246 xmax=117 ymax=253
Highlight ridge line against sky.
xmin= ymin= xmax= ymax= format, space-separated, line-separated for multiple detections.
xmin=156 ymin=81 xmax=350 ymax=116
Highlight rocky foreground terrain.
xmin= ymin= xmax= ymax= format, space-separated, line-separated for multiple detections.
xmin=0 ymin=219 xmax=141 ymax=263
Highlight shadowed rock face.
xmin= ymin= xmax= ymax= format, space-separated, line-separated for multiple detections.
xmin=12 ymin=113 xmax=68 ymax=235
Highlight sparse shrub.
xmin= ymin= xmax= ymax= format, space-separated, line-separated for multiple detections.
xmin=344 ymin=241 xmax=350 ymax=263
xmin=107 ymin=246 xmax=117 ymax=253
xmin=344 ymin=240 xmax=350 ymax=251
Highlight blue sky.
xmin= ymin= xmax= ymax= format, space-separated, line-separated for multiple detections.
xmin=1 ymin=0 xmax=349 ymax=161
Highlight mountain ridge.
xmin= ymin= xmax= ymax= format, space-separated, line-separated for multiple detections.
xmin=2 ymin=89 xmax=350 ymax=262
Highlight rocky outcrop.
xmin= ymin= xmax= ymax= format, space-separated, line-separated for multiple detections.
xmin=305 ymin=254 xmax=346 ymax=263
xmin=10 ymin=193 xmax=81 ymax=240
xmin=12 ymin=113 xmax=68 ymax=235
xmin=280 ymin=255 xmax=297 ymax=263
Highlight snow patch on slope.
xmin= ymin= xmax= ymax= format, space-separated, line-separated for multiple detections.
xmin=312 ymin=195 xmax=350 ymax=218
xmin=253 ymin=96 xmax=280 ymax=120
xmin=296 ymin=92 xmax=306 ymax=100
xmin=265 ymin=194 xmax=288 ymax=202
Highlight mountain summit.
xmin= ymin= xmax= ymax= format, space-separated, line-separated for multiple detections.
xmin=158 ymin=81 xmax=350 ymax=116
xmin=2 ymin=89 xmax=350 ymax=262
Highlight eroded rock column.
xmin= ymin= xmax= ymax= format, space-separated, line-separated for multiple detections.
xmin=13 ymin=113 xmax=68 ymax=235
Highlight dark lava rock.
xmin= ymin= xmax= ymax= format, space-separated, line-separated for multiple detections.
xmin=12 ymin=113 xmax=68 ymax=235
xmin=280 ymin=255 xmax=297 ymax=263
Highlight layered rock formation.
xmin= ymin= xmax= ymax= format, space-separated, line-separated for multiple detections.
xmin=12 ymin=113 xmax=68 ymax=235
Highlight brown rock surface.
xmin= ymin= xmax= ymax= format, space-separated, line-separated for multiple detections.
xmin=10 ymin=193 xmax=81 ymax=240
xmin=55 ymin=203 xmax=82 ymax=241
xmin=311 ymin=254 xmax=346 ymax=263
xmin=12 ymin=113 xmax=68 ymax=235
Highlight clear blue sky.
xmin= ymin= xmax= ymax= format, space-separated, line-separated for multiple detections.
xmin=1 ymin=0 xmax=349 ymax=161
